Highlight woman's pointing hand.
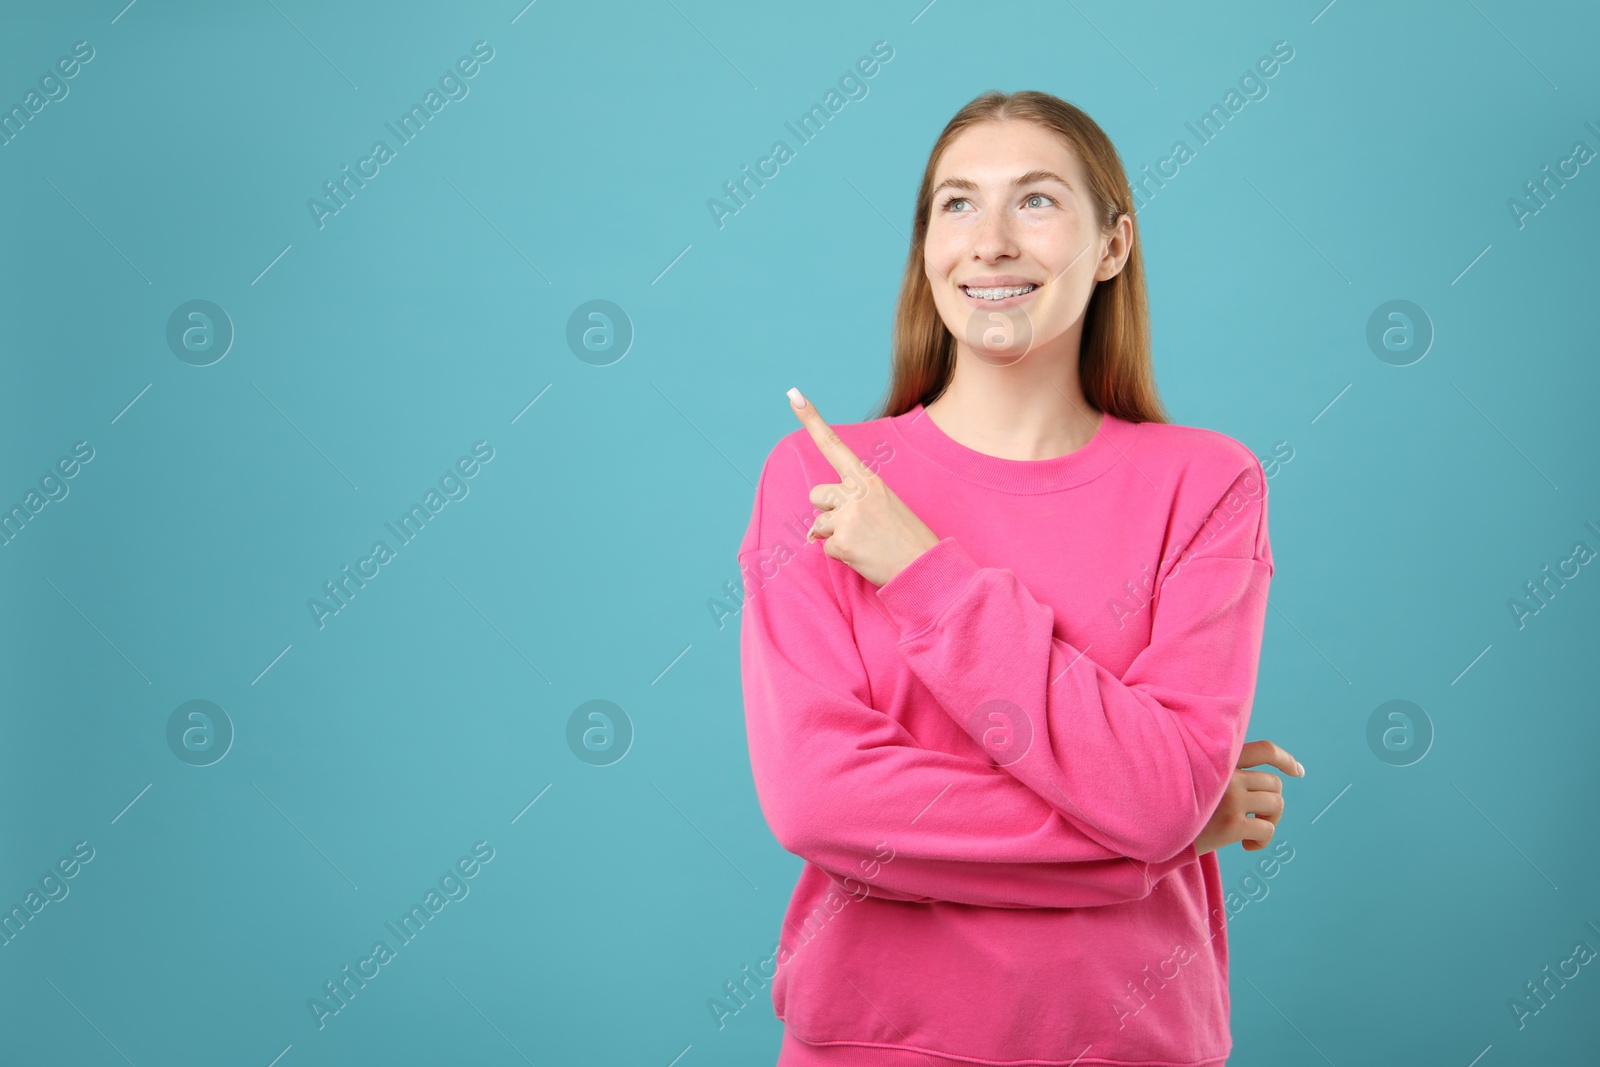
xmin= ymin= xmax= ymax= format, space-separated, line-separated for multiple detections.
xmin=788 ymin=387 xmax=941 ymax=589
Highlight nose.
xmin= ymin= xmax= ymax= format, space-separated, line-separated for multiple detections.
xmin=971 ymin=203 xmax=1018 ymax=259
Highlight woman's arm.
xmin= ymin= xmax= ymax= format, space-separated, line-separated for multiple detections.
xmin=875 ymin=462 xmax=1275 ymax=867
xmin=738 ymin=445 xmax=1196 ymax=909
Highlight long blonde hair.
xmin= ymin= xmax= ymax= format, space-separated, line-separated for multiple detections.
xmin=869 ymin=90 xmax=1169 ymax=424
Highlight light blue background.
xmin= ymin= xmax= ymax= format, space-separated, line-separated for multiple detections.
xmin=2 ymin=1 xmax=1597 ymax=1064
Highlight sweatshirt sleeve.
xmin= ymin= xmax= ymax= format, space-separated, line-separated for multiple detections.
xmin=737 ymin=439 xmax=1196 ymax=909
xmin=875 ymin=455 xmax=1274 ymax=867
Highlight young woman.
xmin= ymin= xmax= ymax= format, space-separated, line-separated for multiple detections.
xmin=737 ymin=90 xmax=1302 ymax=1067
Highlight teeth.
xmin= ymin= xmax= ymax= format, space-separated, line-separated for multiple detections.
xmin=963 ymin=284 xmax=1036 ymax=300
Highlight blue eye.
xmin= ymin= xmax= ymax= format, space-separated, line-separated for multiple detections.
xmin=938 ymin=192 xmax=1055 ymax=213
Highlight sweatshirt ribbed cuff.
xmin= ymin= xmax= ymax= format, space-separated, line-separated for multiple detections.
xmin=1149 ymin=841 xmax=1199 ymax=882
xmin=876 ymin=536 xmax=982 ymax=640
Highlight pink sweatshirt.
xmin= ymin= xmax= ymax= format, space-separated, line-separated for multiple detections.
xmin=737 ymin=401 xmax=1274 ymax=1066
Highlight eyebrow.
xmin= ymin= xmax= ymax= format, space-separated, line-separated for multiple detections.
xmin=932 ymin=169 xmax=1074 ymax=197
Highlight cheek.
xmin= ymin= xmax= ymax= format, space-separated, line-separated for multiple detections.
xmin=923 ymin=227 xmax=961 ymax=278
xmin=923 ymin=260 xmax=958 ymax=321
xmin=1045 ymin=222 xmax=1096 ymax=267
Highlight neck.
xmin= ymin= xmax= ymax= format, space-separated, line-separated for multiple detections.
xmin=923 ymin=339 xmax=1100 ymax=462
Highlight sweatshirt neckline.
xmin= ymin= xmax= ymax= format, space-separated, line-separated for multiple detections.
xmin=890 ymin=402 xmax=1128 ymax=493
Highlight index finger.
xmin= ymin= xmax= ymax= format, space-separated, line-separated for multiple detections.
xmin=788 ymin=387 xmax=873 ymax=484
xmin=1237 ymin=738 xmax=1304 ymax=778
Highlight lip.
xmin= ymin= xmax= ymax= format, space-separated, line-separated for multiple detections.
xmin=960 ymin=275 xmax=1040 ymax=287
xmin=960 ymin=278 xmax=1041 ymax=308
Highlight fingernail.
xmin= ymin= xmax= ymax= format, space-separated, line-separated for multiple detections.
xmin=1295 ymin=761 xmax=1305 ymax=777
xmin=787 ymin=387 xmax=807 ymax=409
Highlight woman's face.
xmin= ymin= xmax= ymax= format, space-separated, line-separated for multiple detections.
xmin=923 ymin=119 xmax=1126 ymax=366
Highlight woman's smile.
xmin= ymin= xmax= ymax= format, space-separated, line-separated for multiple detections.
xmin=959 ymin=277 xmax=1042 ymax=308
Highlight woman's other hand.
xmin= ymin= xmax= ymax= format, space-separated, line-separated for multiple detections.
xmin=1193 ymin=740 xmax=1304 ymax=856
